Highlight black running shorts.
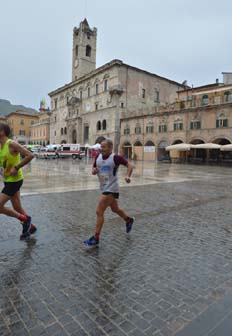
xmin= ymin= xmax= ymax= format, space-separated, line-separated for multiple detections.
xmin=102 ymin=192 xmax=119 ymax=199
xmin=1 ymin=180 xmax=23 ymax=197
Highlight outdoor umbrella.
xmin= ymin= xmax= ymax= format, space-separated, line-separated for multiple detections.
xmin=193 ymin=143 xmax=221 ymax=149
xmin=220 ymin=144 xmax=232 ymax=151
xmin=165 ymin=143 xmax=192 ymax=151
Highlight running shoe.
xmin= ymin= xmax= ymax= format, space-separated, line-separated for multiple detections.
xmin=30 ymin=224 xmax=37 ymax=235
xmin=126 ymin=217 xmax=135 ymax=233
xmin=84 ymin=236 xmax=99 ymax=247
xmin=20 ymin=216 xmax=32 ymax=240
xmin=21 ymin=222 xmax=37 ymax=235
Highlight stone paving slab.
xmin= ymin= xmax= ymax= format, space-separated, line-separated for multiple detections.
xmin=1 ymin=178 xmax=232 ymax=335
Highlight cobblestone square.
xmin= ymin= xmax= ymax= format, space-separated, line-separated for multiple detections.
xmin=1 ymin=161 xmax=232 ymax=335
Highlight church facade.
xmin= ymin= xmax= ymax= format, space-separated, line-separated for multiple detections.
xmin=48 ymin=19 xmax=185 ymax=150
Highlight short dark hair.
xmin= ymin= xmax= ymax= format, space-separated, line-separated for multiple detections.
xmin=0 ymin=123 xmax=11 ymax=137
xmin=95 ymin=136 xmax=106 ymax=144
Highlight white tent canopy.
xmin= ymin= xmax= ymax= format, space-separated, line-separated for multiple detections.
xmin=220 ymin=144 xmax=232 ymax=151
xmin=166 ymin=143 xmax=192 ymax=151
xmin=193 ymin=143 xmax=221 ymax=149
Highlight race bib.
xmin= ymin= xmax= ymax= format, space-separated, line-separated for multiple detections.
xmin=99 ymin=165 xmax=110 ymax=187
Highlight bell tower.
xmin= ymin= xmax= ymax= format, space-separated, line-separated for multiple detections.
xmin=72 ymin=19 xmax=97 ymax=82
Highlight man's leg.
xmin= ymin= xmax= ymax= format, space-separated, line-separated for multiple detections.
xmin=84 ymin=195 xmax=115 ymax=246
xmin=95 ymin=195 xmax=115 ymax=236
xmin=110 ymin=198 xmax=134 ymax=233
xmin=110 ymin=199 xmax=129 ymax=221
xmin=11 ymin=191 xmax=27 ymax=215
xmin=0 ymin=193 xmax=24 ymax=219
xmin=11 ymin=192 xmax=37 ymax=235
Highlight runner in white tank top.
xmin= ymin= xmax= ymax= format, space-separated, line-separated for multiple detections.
xmin=84 ymin=139 xmax=134 ymax=246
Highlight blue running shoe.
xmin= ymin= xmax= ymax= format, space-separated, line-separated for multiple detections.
xmin=84 ymin=236 xmax=99 ymax=247
xmin=126 ymin=217 xmax=134 ymax=233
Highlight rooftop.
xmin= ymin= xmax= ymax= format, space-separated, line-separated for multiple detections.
xmin=49 ymin=59 xmax=187 ymax=96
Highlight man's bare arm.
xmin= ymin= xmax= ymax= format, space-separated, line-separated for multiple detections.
xmin=125 ymin=162 xmax=134 ymax=183
xmin=9 ymin=142 xmax=34 ymax=175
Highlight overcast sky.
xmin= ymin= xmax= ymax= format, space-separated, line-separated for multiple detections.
xmin=0 ymin=0 xmax=231 ymax=109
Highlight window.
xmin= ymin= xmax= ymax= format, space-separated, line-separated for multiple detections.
xmin=224 ymin=91 xmax=231 ymax=103
xmin=20 ymin=119 xmax=24 ymax=125
xmin=124 ymin=127 xmax=130 ymax=135
xmin=54 ymin=130 xmax=56 ymax=136
xmin=84 ymin=125 xmax=89 ymax=141
xmin=31 ymin=120 xmax=34 ymax=125
xmin=66 ymin=96 xmax=69 ymax=104
xmin=61 ymin=128 xmax=64 ymax=135
xmin=75 ymin=45 xmax=78 ymax=57
xmin=142 ymin=89 xmax=146 ymax=99
xmin=146 ymin=125 xmax=154 ymax=133
xmin=102 ymin=120 xmax=107 ymax=130
xmin=87 ymin=32 xmax=91 ymax=40
xmin=96 ymin=83 xmax=99 ymax=95
xmin=190 ymin=121 xmax=201 ymax=130
xmin=121 ymin=102 xmax=124 ymax=108
xmin=135 ymin=126 xmax=141 ymax=134
xmin=19 ymin=130 xmax=25 ymax=136
xmin=95 ymin=103 xmax=98 ymax=111
xmin=159 ymin=124 xmax=167 ymax=133
xmin=155 ymin=90 xmax=160 ymax=103
xmin=87 ymin=87 xmax=91 ymax=97
xmin=54 ymin=98 xmax=58 ymax=109
xmin=97 ymin=121 xmax=101 ymax=131
xmin=202 ymin=95 xmax=209 ymax=106
xmin=64 ymin=127 xmax=67 ymax=135
xmin=86 ymin=45 xmax=91 ymax=57
xmin=104 ymin=80 xmax=108 ymax=92
xmin=80 ymin=90 xmax=83 ymax=100
xmin=174 ymin=122 xmax=183 ymax=131
xmin=55 ymin=116 xmax=57 ymax=122
xmin=216 ymin=118 xmax=228 ymax=128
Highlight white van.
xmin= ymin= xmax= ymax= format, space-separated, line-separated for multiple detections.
xmin=56 ymin=144 xmax=86 ymax=160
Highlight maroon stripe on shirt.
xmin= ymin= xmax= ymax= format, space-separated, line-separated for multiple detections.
xmin=93 ymin=154 xmax=128 ymax=167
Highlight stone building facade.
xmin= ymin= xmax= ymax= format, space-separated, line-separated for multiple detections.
xmin=6 ymin=111 xmax=39 ymax=145
xmin=48 ymin=19 xmax=185 ymax=150
xmin=30 ymin=106 xmax=51 ymax=146
xmin=120 ymin=74 xmax=232 ymax=161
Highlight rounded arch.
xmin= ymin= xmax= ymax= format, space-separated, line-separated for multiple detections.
xmin=86 ymin=45 xmax=91 ymax=57
xmin=145 ymin=140 xmax=155 ymax=146
xmin=61 ymin=140 xmax=67 ymax=144
xmin=102 ymin=120 xmax=107 ymax=130
xmin=172 ymin=139 xmax=184 ymax=145
xmin=134 ymin=141 xmax=143 ymax=146
xmin=211 ymin=137 xmax=231 ymax=145
xmin=97 ymin=121 xmax=101 ymax=131
xmin=189 ymin=138 xmax=205 ymax=144
xmin=158 ymin=139 xmax=169 ymax=148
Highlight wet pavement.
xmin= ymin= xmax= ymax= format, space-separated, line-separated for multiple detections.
xmin=21 ymin=158 xmax=232 ymax=195
xmin=1 ymin=159 xmax=232 ymax=335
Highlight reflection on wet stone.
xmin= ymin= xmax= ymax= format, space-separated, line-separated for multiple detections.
xmin=1 ymin=160 xmax=232 ymax=334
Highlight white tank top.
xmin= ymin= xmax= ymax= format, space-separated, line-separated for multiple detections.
xmin=96 ymin=153 xmax=119 ymax=193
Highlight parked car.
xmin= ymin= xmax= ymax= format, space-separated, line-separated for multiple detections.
xmin=35 ymin=145 xmax=60 ymax=159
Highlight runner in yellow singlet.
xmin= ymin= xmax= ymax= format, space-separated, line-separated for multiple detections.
xmin=0 ymin=123 xmax=36 ymax=240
